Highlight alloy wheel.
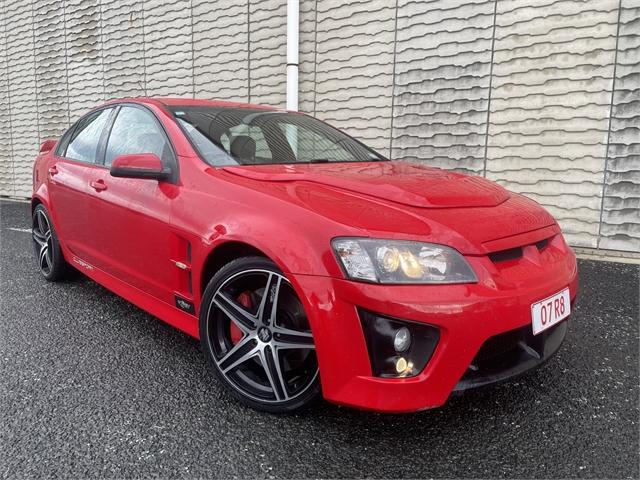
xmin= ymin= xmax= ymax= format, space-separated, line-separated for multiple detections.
xmin=32 ymin=209 xmax=53 ymax=276
xmin=205 ymin=269 xmax=318 ymax=404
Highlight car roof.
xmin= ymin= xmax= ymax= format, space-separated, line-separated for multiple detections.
xmin=102 ymin=97 xmax=282 ymax=112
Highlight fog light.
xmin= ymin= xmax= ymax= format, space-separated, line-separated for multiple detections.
xmin=358 ymin=308 xmax=440 ymax=378
xmin=393 ymin=327 xmax=411 ymax=353
xmin=395 ymin=357 xmax=408 ymax=374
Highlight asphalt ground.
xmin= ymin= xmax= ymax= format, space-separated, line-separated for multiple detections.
xmin=1 ymin=198 xmax=638 ymax=479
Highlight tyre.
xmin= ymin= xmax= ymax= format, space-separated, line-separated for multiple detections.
xmin=32 ymin=204 xmax=71 ymax=281
xmin=200 ymin=256 xmax=321 ymax=413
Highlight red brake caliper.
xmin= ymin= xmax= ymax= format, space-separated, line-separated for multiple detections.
xmin=231 ymin=291 xmax=253 ymax=344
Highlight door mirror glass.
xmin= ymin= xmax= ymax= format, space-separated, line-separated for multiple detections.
xmin=110 ymin=153 xmax=170 ymax=180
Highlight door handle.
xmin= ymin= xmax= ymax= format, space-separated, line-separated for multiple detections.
xmin=48 ymin=165 xmax=58 ymax=176
xmin=89 ymin=179 xmax=107 ymax=192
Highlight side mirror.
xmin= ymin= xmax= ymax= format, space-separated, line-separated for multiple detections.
xmin=110 ymin=154 xmax=171 ymax=181
xmin=39 ymin=139 xmax=57 ymax=153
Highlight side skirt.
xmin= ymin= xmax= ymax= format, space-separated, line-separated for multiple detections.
xmin=68 ymin=252 xmax=200 ymax=340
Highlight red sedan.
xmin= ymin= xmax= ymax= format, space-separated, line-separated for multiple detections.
xmin=31 ymin=98 xmax=578 ymax=413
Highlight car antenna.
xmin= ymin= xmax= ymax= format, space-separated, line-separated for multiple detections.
xmin=137 ymin=81 xmax=147 ymax=97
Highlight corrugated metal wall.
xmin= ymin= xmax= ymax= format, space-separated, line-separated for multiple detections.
xmin=1 ymin=0 xmax=638 ymax=253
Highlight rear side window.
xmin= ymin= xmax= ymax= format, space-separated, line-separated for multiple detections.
xmin=65 ymin=108 xmax=113 ymax=163
xmin=105 ymin=106 xmax=172 ymax=167
xmin=55 ymin=126 xmax=75 ymax=157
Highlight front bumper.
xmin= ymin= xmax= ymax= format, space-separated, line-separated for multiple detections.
xmin=290 ymin=235 xmax=579 ymax=413
xmin=453 ymin=319 xmax=568 ymax=392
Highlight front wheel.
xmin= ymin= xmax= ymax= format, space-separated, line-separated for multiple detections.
xmin=199 ymin=256 xmax=321 ymax=413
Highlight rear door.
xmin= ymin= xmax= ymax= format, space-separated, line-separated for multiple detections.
xmin=48 ymin=107 xmax=114 ymax=261
xmin=85 ymin=105 xmax=178 ymax=304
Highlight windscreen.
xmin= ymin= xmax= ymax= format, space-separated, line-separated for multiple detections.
xmin=169 ymin=106 xmax=386 ymax=167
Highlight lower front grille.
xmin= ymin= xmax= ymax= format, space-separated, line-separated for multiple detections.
xmin=454 ymin=320 xmax=568 ymax=392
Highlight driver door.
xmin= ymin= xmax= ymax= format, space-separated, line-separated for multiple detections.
xmin=85 ymin=105 xmax=178 ymax=304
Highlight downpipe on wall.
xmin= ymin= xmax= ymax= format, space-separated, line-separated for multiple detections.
xmin=286 ymin=0 xmax=299 ymax=112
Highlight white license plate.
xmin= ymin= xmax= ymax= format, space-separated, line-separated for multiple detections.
xmin=531 ymin=287 xmax=571 ymax=335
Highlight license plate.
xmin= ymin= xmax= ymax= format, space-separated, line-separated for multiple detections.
xmin=531 ymin=287 xmax=571 ymax=335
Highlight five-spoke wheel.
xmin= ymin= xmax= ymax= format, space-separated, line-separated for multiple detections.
xmin=200 ymin=257 xmax=320 ymax=412
xmin=32 ymin=204 xmax=69 ymax=281
xmin=32 ymin=207 xmax=53 ymax=275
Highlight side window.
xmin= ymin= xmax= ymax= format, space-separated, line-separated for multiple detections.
xmin=55 ymin=125 xmax=76 ymax=157
xmin=105 ymin=106 xmax=172 ymax=167
xmin=65 ymin=108 xmax=113 ymax=163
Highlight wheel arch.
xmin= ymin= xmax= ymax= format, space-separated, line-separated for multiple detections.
xmin=31 ymin=182 xmax=52 ymax=216
xmin=31 ymin=196 xmax=44 ymax=213
xmin=199 ymin=240 xmax=270 ymax=300
xmin=31 ymin=190 xmax=73 ymax=264
xmin=31 ymin=190 xmax=57 ymax=233
xmin=196 ymin=236 xmax=326 ymax=329
xmin=193 ymin=211 xmax=343 ymax=323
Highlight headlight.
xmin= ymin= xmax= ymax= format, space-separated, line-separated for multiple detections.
xmin=331 ymin=237 xmax=477 ymax=284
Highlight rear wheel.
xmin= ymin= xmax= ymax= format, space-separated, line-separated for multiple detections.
xmin=32 ymin=204 xmax=70 ymax=281
xmin=200 ymin=256 xmax=320 ymax=413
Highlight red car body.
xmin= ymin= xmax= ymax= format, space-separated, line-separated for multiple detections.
xmin=32 ymin=98 xmax=578 ymax=412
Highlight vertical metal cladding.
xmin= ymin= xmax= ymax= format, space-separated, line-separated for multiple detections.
xmin=601 ymin=0 xmax=640 ymax=251
xmin=313 ymin=0 xmax=396 ymax=154
xmin=486 ymin=0 xmax=619 ymax=248
xmin=392 ymin=0 xmax=495 ymax=174
xmin=0 ymin=0 xmax=639 ymax=253
xmin=102 ymin=0 xmax=146 ymax=100
xmin=249 ymin=0 xmax=287 ymax=107
xmin=193 ymin=1 xmax=249 ymax=102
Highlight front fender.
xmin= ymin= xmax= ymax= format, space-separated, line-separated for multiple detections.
xmin=193 ymin=211 xmax=344 ymax=290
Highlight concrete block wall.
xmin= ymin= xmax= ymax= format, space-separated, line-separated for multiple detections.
xmin=0 ymin=5 xmax=11 ymax=196
xmin=603 ymin=0 xmax=640 ymax=251
xmin=392 ymin=0 xmax=495 ymax=174
xmin=486 ymin=0 xmax=619 ymax=248
xmin=4 ymin=0 xmax=40 ymax=197
xmin=313 ymin=0 xmax=396 ymax=154
xmin=0 ymin=0 xmax=638 ymax=253
xmin=101 ymin=0 xmax=145 ymax=99
xmin=193 ymin=1 xmax=248 ymax=102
